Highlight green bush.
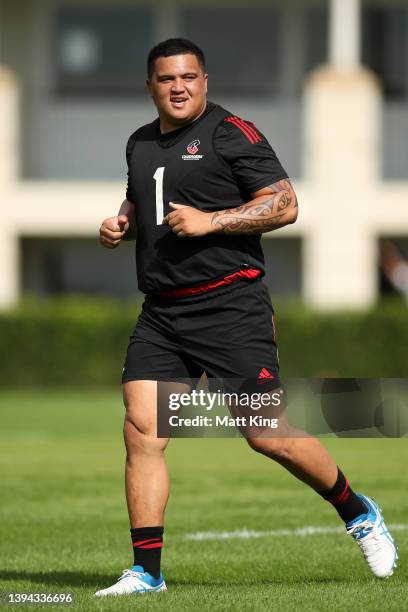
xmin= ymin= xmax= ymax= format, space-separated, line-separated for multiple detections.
xmin=0 ymin=296 xmax=407 ymax=387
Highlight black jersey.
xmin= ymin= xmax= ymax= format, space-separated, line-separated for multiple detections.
xmin=126 ymin=102 xmax=288 ymax=295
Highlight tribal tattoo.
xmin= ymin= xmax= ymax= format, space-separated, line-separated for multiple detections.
xmin=211 ymin=179 xmax=298 ymax=234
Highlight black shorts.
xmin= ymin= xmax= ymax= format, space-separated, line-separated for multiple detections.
xmin=122 ymin=278 xmax=280 ymax=392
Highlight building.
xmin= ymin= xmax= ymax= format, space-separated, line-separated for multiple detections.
xmin=1 ymin=0 xmax=408 ymax=308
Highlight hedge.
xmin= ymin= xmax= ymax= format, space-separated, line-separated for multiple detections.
xmin=0 ymin=296 xmax=407 ymax=387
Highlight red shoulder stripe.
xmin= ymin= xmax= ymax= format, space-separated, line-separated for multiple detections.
xmin=224 ymin=117 xmax=253 ymax=141
xmin=225 ymin=116 xmax=260 ymax=144
xmin=234 ymin=117 xmax=261 ymax=143
xmin=224 ymin=116 xmax=261 ymax=144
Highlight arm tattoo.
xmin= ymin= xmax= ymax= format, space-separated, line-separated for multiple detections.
xmin=211 ymin=179 xmax=298 ymax=234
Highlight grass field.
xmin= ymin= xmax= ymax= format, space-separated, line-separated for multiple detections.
xmin=0 ymin=390 xmax=407 ymax=611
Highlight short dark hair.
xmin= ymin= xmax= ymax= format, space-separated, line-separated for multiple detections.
xmin=147 ymin=38 xmax=206 ymax=79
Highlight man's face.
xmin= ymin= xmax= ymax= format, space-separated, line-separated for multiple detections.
xmin=147 ymin=53 xmax=208 ymax=131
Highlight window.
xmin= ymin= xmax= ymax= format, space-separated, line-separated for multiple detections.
xmin=22 ymin=238 xmax=139 ymax=297
xmin=262 ymin=238 xmax=302 ymax=298
xmin=362 ymin=8 xmax=408 ymax=98
xmin=304 ymin=7 xmax=328 ymax=75
xmin=54 ymin=8 xmax=154 ymax=95
xmin=181 ymin=8 xmax=282 ymax=96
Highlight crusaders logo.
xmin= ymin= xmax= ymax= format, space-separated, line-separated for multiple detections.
xmin=186 ymin=139 xmax=200 ymax=154
xmin=182 ymin=139 xmax=203 ymax=160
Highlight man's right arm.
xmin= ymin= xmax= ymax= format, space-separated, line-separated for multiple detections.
xmin=99 ymin=199 xmax=136 ymax=249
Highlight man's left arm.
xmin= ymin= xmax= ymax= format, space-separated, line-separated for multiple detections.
xmin=210 ymin=178 xmax=298 ymax=234
xmin=163 ymin=178 xmax=298 ymax=237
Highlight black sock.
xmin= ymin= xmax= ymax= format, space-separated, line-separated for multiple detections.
xmin=317 ymin=468 xmax=367 ymax=523
xmin=130 ymin=526 xmax=164 ymax=579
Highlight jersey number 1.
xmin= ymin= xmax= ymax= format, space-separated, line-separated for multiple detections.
xmin=153 ymin=167 xmax=165 ymax=225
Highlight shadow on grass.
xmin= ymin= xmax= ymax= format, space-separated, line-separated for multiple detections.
xmin=170 ymin=576 xmax=361 ymax=586
xmin=0 ymin=570 xmax=363 ymax=588
xmin=0 ymin=571 xmax=114 ymax=588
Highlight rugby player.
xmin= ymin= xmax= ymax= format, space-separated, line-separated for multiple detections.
xmin=95 ymin=39 xmax=397 ymax=596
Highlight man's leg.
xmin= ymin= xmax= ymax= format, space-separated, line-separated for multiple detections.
xmin=95 ymin=378 xmax=193 ymax=597
xmin=198 ymin=279 xmax=397 ymax=579
xmin=123 ymin=380 xmax=169 ymax=582
xmin=228 ymin=388 xmax=341 ymax=496
xmin=247 ymin=430 xmax=337 ymax=490
xmin=93 ymin=288 xmax=202 ymax=597
xmin=246 ymin=419 xmax=397 ymax=578
xmin=95 ymin=380 xmax=171 ymax=597
xmin=246 ymin=428 xmax=367 ymax=520
xmin=124 ymin=380 xmax=169 ymax=529
xmin=243 ymin=407 xmax=364 ymax=520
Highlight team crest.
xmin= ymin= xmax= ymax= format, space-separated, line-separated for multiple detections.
xmin=182 ymin=139 xmax=203 ymax=161
xmin=187 ymin=139 xmax=200 ymax=154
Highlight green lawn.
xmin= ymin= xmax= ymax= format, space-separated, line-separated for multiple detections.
xmin=0 ymin=390 xmax=407 ymax=611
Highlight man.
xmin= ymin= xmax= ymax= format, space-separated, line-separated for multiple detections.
xmin=95 ymin=39 xmax=397 ymax=596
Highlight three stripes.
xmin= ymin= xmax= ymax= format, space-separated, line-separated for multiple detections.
xmin=224 ymin=116 xmax=262 ymax=144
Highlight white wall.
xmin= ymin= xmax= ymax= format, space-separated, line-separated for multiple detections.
xmin=1 ymin=0 xmax=408 ymax=309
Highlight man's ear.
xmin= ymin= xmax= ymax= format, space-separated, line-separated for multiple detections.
xmin=146 ymin=79 xmax=152 ymax=96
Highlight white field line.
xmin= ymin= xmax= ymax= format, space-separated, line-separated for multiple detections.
xmin=186 ymin=524 xmax=408 ymax=541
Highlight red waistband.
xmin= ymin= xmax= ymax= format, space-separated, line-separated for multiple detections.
xmin=159 ymin=268 xmax=261 ymax=298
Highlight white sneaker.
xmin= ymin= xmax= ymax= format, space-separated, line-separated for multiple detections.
xmin=346 ymin=494 xmax=398 ymax=578
xmin=94 ymin=566 xmax=167 ymax=597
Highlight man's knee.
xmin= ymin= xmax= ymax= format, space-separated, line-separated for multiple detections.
xmin=122 ymin=380 xmax=168 ymax=455
xmin=124 ymin=417 xmax=169 ymax=458
xmin=246 ymin=436 xmax=294 ymax=461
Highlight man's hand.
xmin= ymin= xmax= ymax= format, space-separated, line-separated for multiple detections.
xmin=99 ymin=215 xmax=129 ymax=249
xmin=163 ymin=202 xmax=215 ymax=238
